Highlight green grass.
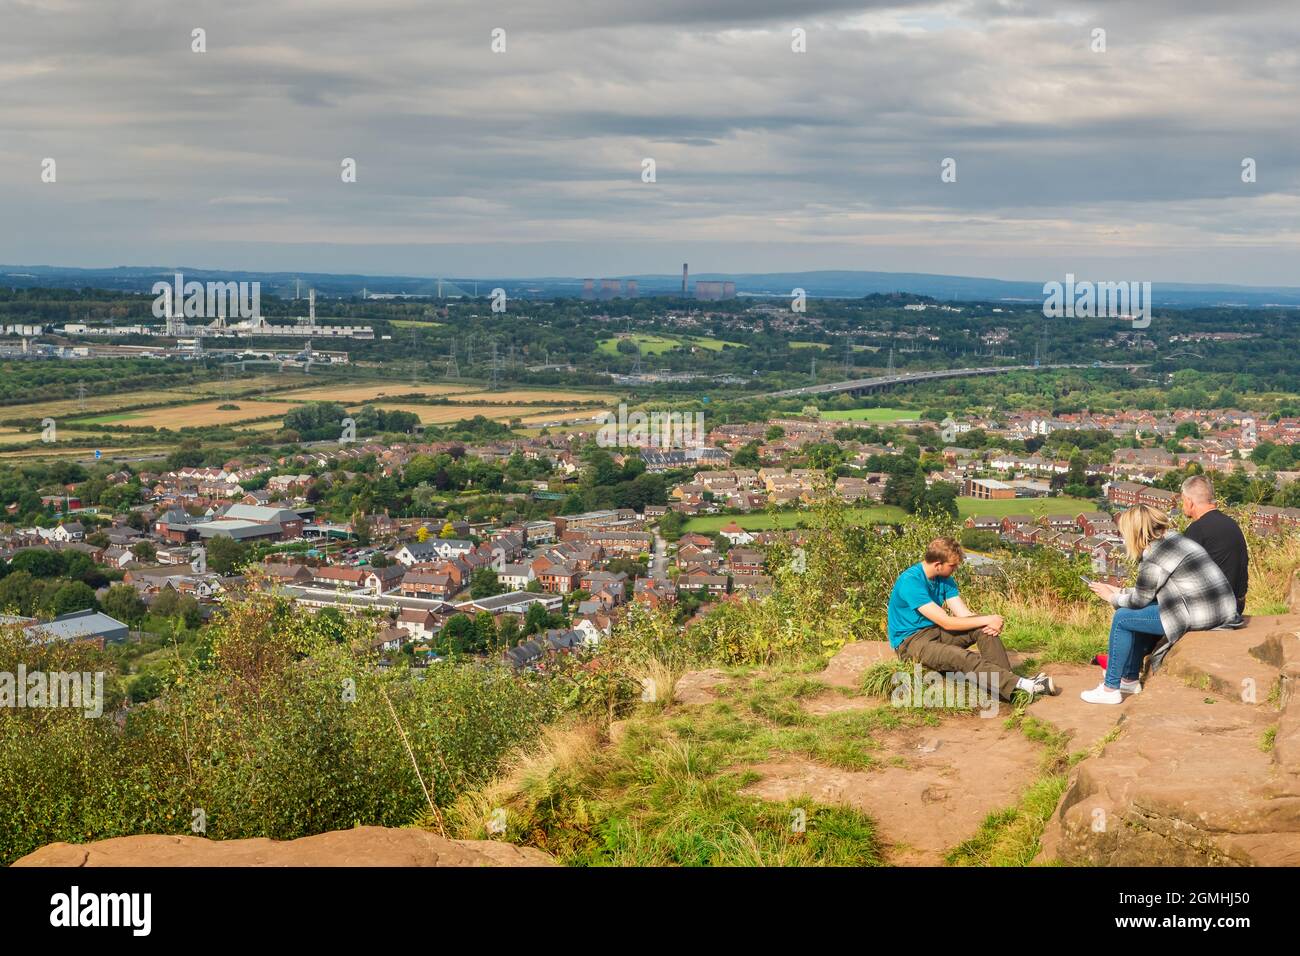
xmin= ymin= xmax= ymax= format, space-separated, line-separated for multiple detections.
xmin=945 ymin=715 xmax=1072 ymax=866
xmin=449 ymin=666 xmax=942 ymax=865
xmin=596 ymin=333 xmax=742 ymax=356
xmin=819 ymin=407 xmax=918 ymax=422
xmin=956 ymin=496 xmax=1096 ymax=518
xmin=73 ymin=412 xmax=141 ymax=424
xmin=1260 ymin=726 xmax=1278 ymax=753
xmin=389 ymin=319 xmax=444 ymax=328
xmin=684 ymin=335 xmax=741 ymax=350
xmin=945 ymin=774 xmax=1068 ymax=866
xmin=682 ymin=505 xmax=909 ymax=533
xmin=789 ymin=341 xmax=831 ymax=350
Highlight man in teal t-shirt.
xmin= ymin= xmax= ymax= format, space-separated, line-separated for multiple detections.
xmin=886 ymin=537 xmax=1056 ymax=701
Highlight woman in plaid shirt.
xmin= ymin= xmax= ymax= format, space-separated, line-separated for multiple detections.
xmin=1082 ymin=504 xmax=1238 ymax=705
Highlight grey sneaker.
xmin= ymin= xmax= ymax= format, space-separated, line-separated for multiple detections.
xmin=1032 ymin=673 xmax=1060 ymax=697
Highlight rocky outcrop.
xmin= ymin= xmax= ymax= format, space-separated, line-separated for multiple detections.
xmin=818 ymin=640 xmax=894 ymax=688
xmin=1039 ymin=607 xmax=1300 ymax=866
xmin=13 ymin=826 xmax=556 ymax=867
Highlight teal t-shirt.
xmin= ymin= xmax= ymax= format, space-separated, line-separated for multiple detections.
xmin=886 ymin=562 xmax=958 ymax=648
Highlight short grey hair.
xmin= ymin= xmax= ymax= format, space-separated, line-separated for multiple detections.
xmin=1180 ymin=475 xmax=1215 ymax=503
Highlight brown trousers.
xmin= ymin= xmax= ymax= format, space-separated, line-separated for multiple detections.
xmin=896 ymin=625 xmax=1020 ymax=700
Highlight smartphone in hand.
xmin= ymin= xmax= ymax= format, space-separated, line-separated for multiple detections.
xmin=1079 ymin=574 xmax=1095 ymax=585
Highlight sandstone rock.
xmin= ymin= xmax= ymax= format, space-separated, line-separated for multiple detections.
xmin=1163 ymin=625 xmax=1288 ymax=705
xmin=819 ymin=641 xmax=895 ymax=689
xmin=1039 ymin=613 xmax=1300 ymax=866
xmin=673 ymin=668 xmax=729 ymax=705
xmin=739 ymin=716 xmax=1042 ymax=865
xmin=13 ymin=826 xmax=556 ymax=868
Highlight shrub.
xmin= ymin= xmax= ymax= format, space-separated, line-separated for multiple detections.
xmin=0 ymin=592 xmax=563 ymax=864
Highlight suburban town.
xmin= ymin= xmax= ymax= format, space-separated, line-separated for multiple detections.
xmin=7 ymin=398 xmax=1299 ymax=670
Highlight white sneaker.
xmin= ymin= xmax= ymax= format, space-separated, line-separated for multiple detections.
xmin=1119 ymin=678 xmax=1142 ymax=695
xmin=1081 ymin=683 xmax=1123 ymax=705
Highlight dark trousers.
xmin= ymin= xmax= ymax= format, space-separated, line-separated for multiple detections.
xmin=896 ymin=625 xmax=1020 ymax=700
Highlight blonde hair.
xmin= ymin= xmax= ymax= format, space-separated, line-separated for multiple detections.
xmin=1117 ymin=504 xmax=1171 ymax=561
xmin=924 ymin=536 xmax=964 ymax=565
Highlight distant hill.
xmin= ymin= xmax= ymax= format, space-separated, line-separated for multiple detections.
xmin=4 ymin=264 xmax=1300 ymax=308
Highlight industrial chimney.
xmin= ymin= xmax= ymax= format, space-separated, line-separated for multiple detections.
xmin=682 ymin=263 xmax=688 ymax=297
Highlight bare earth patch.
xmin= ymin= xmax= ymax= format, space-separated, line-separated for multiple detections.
xmin=673 ymin=669 xmax=731 ymax=705
xmin=819 ymin=641 xmax=894 ymax=689
xmin=739 ymin=715 xmax=1043 ymax=864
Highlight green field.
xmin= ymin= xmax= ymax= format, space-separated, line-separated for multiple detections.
xmin=389 ymin=319 xmax=445 ymax=328
xmin=75 ymin=412 xmax=140 ymax=424
xmin=597 ymin=333 xmax=741 ymax=356
xmin=680 ymin=495 xmax=1097 ymax=533
xmin=682 ymin=505 xmax=908 ymax=533
xmin=789 ymin=341 xmax=830 ymax=350
xmin=954 ymin=496 xmax=1096 ymax=518
xmin=819 ymin=407 xmax=918 ymax=422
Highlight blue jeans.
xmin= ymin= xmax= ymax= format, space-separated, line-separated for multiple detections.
xmin=1104 ymin=602 xmax=1164 ymax=689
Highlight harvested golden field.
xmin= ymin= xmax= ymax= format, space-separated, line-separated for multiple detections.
xmin=73 ymin=399 xmax=301 ymax=429
xmin=0 ymin=375 xmax=311 ymax=422
xmin=268 ymin=382 xmax=481 ymax=403
xmin=1 ymin=390 xmax=193 ymax=421
xmin=514 ymin=408 xmax=609 ymax=426
xmin=353 ymin=402 xmax=576 ymax=425
xmin=0 ymin=443 xmax=171 ymax=461
xmin=0 ymin=427 xmax=127 ymax=442
xmin=445 ymin=389 xmax=617 ymax=405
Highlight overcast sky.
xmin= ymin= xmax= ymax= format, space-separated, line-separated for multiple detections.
xmin=1 ymin=0 xmax=1297 ymax=283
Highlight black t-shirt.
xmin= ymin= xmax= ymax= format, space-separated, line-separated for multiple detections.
xmin=1183 ymin=509 xmax=1248 ymax=614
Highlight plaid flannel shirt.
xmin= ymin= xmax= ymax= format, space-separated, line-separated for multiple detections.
xmin=1112 ymin=531 xmax=1238 ymax=656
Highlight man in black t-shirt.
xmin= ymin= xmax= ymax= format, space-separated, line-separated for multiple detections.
xmin=1180 ymin=475 xmax=1248 ymax=616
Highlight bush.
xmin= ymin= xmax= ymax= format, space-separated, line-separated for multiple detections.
xmin=0 ymin=593 xmax=564 ymax=864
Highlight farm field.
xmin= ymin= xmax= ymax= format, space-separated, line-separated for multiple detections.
xmin=514 ymin=408 xmax=608 ymax=426
xmin=354 ymin=402 xmax=575 ymax=425
xmin=442 ymin=388 xmax=618 ymax=404
xmin=789 ymin=341 xmax=830 ymax=350
xmin=597 ymin=334 xmax=680 ymax=356
xmin=267 ymin=383 xmax=481 ymax=403
xmin=680 ymin=496 xmax=1099 ymax=533
xmin=596 ymin=334 xmax=740 ymax=356
xmin=0 ymin=374 xmax=313 ymax=422
xmin=0 ymin=443 xmax=172 ymax=461
xmin=818 ymin=407 xmax=918 ymax=422
xmin=72 ymin=399 xmax=302 ymax=429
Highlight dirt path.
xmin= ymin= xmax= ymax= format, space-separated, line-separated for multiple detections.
xmin=672 ymin=642 xmax=1091 ymax=865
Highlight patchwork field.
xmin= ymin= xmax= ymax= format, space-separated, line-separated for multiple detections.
xmin=0 ymin=443 xmax=172 ymax=461
xmin=73 ymin=399 xmax=301 ymax=429
xmin=445 ymin=389 xmax=616 ymax=405
xmin=268 ymin=383 xmax=481 ymax=403
xmin=0 ymin=374 xmax=314 ymax=422
xmin=514 ymin=408 xmax=609 ymax=426
xmin=354 ymin=402 xmax=575 ymax=425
